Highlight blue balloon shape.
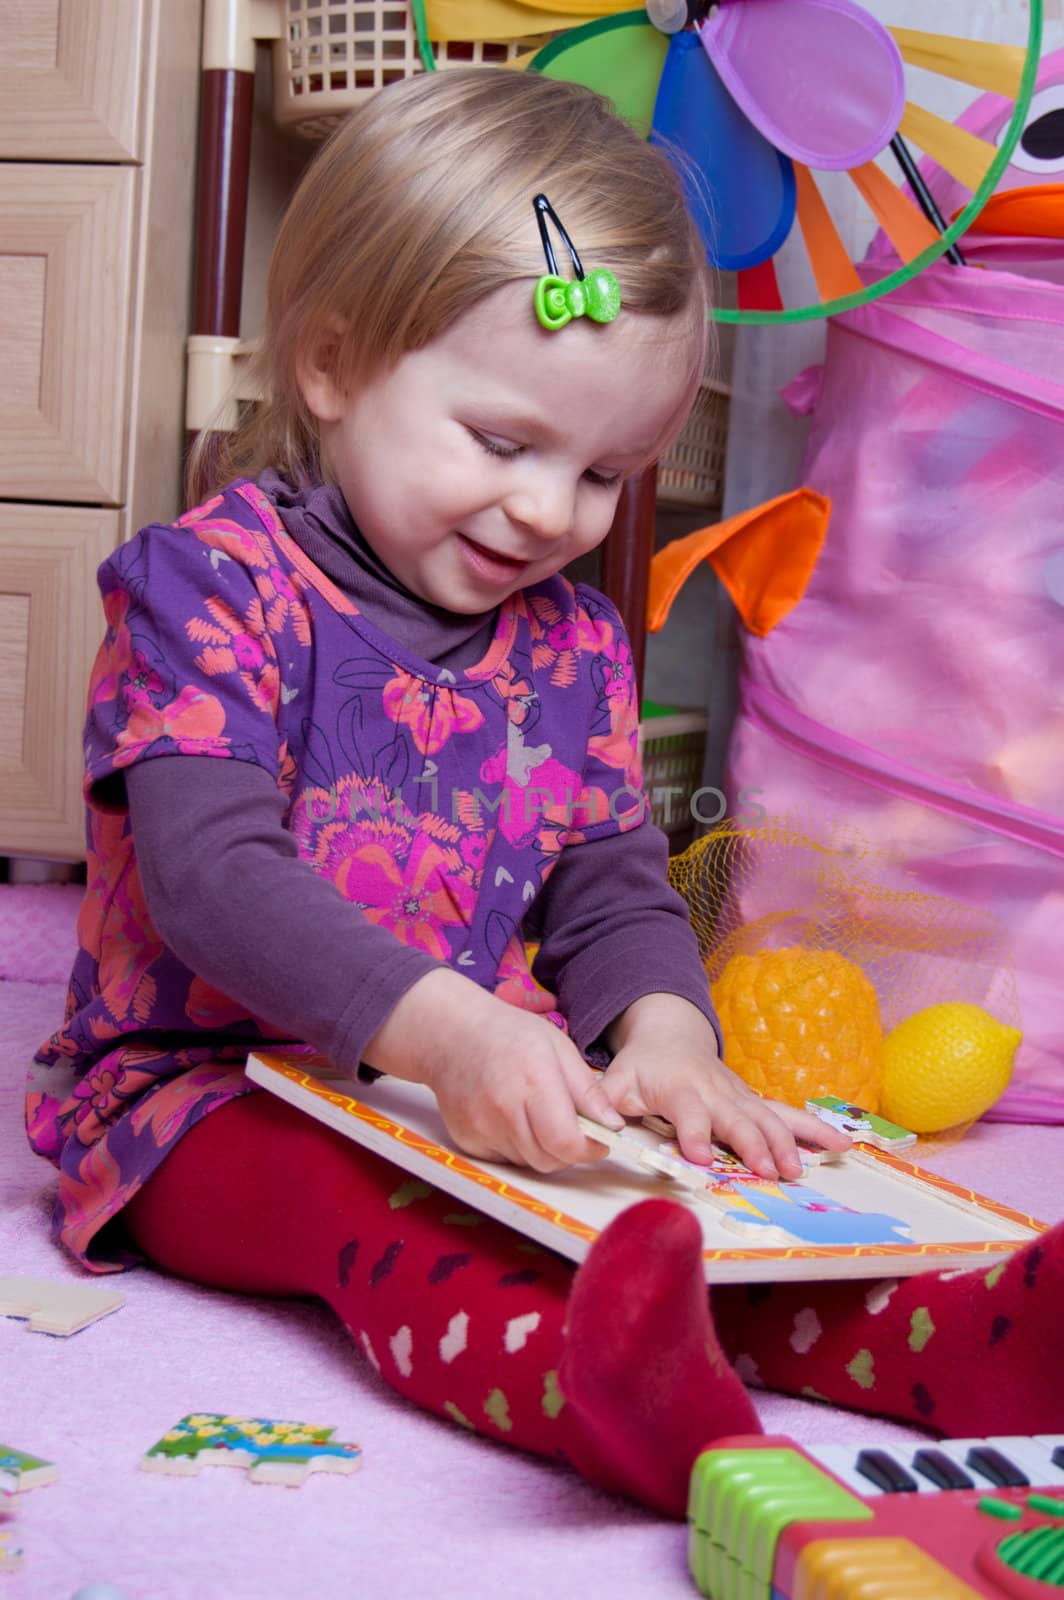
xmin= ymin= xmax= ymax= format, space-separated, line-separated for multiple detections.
xmin=651 ymin=31 xmax=796 ymax=273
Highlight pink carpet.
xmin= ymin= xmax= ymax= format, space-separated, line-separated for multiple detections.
xmin=2 ymin=884 xmax=1060 ymax=1599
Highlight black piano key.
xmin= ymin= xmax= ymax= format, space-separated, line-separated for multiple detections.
xmin=1054 ymin=1447 xmax=1064 ymax=1471
xmin=855 ymin=1448 xmax=920 ymax=1494
xmin=912 ymin=1448 xmax=975 ymax=1490
xmin=965 ymin=1446 xmax=1030 ymax=1488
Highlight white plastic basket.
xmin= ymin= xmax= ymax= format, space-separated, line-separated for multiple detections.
xmin=638 ymin=712 xmax=708 ymax=840
xmin=274 ymin=0 xmax=551 ymax=139
xmin=657 ymin=380 xmax=731 ymax=511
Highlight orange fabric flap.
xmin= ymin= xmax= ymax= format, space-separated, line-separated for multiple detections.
xmin=961 ymin=185 xmax=1064 ymax=240
xmin=647 ymin=488 xmax=831 ymax=638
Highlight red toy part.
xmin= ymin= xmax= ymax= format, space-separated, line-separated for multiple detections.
xmin=689 ymin=1433 xmax=1064 ymax=1598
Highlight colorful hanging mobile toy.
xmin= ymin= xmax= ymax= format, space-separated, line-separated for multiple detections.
xmin=410 ymin=0 xmax=1042 ymax=321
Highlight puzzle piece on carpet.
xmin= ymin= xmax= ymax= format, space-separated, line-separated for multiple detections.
xmin=806 ymin=1096 xmax=917 ymax=1152
xmin=0 ymin=1276 xmax=124 ymax=1336
xmin=141 ymin=1414 xmax=362 ymax=1485
xmin=0 ymin=1526 xmax=24 ymax=1573
xmin=0 ymin=1446 xmax=59 ymax=1493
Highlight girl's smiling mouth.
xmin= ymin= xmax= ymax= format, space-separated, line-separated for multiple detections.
xmin=456 ymin=534 xmax=531 ymax=582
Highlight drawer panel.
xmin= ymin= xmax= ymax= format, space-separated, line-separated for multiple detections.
xmin=0 ymin=503 xmax=120 ymax=861
xmin=0 ymin=0 xmax=147 ymax=161
xmin=0 ymin=165 xmax=135 ymax=505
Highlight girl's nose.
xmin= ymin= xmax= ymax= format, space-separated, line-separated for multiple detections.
xmin=504 ymin=473 xmax=575 ymax=542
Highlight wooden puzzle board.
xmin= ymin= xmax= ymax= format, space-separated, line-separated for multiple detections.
xmin=245 ymin=1053 xmax=1046 ymax=1284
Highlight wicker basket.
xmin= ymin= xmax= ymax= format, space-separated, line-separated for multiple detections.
xmin=274 ymin=0 xmax=551 ymax=139
xmin=657 ymin=380 xmax=731 ymax=511
xmin=638 ymin=711 xmax=708 ymax=842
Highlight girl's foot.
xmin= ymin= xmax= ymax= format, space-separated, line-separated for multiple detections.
xmin=559 ymin=1198 xmax=760 ymax=1515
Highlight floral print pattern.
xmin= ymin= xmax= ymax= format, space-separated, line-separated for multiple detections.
xmin=27 ymin=480 xmax=646 ymax=1271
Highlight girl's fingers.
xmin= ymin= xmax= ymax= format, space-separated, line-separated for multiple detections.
xmin=567 ymin=1073 xmax=626 ymax=1135
xmin=752 ymin=1108 xmax=806 ymax=1181
xmin=766 ymin=1100 xmax=854 ymax=1151
xmin=524 ymin=1087 xmax=608 ymax=1171
xmin=559 ymin=1044 xmax=626 ymax=1140
xmin=664 ymin=1086 xmax=714 ymax=1156
xmin=524 ymin=1043 xmax=622 ymax=1170
xmin=700 ymin=1100 xmax=782 ymax=1178
xmin=666 ymin=1088 xmax=766 ymax=1179
xmin=671 ymin=1085 xmax=811 ymax=1181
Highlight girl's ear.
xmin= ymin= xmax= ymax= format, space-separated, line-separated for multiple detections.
xmin=295 ymin=322 xmax=348 ymax=423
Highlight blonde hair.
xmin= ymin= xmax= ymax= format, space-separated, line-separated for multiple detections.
xmin=191 ymin=67 xmax=711 ymax=501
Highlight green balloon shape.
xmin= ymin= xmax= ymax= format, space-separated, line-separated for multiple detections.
xmin=530 ymin=12 xmax=669 ymax=136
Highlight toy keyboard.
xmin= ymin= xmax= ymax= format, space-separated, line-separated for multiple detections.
xmin=689 ymin=1433 xmax=1064 ymax=1598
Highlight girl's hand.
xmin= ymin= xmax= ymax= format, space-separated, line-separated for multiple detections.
xmin=363 ymin=968 xmax=624 ymax=1172
xmin=600 ymin=993 xmax=852 ymax=1180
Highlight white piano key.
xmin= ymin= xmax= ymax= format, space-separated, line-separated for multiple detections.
xmin=804 ymin=1442 xmax=938 ymax=1496
xmin=909 ymin=1446 xmax=977 ymax=1491
xmin=932 ymin=1437 xmax=1040 ymax=1488
xmin=805 ymin=1437 xmax=1064 ymax=1500
xmin=1035 ymin=1436 xmax=1064 ymax=1472
xmin=985 ymin=1436 xmax=1064 ymax=1488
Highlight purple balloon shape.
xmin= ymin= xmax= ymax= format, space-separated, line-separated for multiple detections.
xmin=700 ymin=0 xmax=906 ymax=171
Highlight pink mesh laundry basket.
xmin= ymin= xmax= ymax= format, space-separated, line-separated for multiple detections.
xmin=725 ymin=260 xmax=1064 ymax=1123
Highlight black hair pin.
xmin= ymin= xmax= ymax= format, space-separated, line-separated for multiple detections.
xmin=532 ymin=193 xmax=622 ymax=331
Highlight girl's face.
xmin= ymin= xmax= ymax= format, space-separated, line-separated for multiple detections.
xmin=301 ymin=282 xmax=703 ymax=614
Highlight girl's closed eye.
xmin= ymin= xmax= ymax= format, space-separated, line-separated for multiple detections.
xmin=468 ymin=428 xmax=522 ymax=461
xmin=468 ymin=428 xmax=620 ymax=489
xmin=583 ymin=467 xmax=622 ymax=489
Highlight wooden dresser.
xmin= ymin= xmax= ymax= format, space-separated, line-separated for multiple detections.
xmin=0 ymin=0 xmax=200 ymax=861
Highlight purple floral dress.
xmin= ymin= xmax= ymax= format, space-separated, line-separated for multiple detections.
xmin=28 ymin=480 xmax=646 ymax=1269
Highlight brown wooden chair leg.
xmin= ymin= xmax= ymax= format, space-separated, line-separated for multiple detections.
xmin=193 ymin=66 xmax=255 ymax=339
xmin=599 ymin=464 xmax=656 ymax=699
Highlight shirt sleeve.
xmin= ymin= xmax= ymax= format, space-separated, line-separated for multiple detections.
xmin=126 ymin=755 xmax=442 ymax=1073
xmin=528 ymin=820 xmax=723 ymax=1056
xmin=83 ymin=513 xmax=288 ymax=810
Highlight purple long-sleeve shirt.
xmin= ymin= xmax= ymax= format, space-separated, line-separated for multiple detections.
xmin=125 ymin=474 xmax=719 ymax=1073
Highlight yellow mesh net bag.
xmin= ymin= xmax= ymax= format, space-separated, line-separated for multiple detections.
xmin=668 ymin=817 xmax=1021 ymax=1117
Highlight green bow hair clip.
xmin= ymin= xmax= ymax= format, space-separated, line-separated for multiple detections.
xmin=532 ymin=194 xmax=622 ymax=333
xmin=534 ymin=269 xmax=623 ymax=330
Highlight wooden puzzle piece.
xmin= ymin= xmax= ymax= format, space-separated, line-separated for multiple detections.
xmin=717 ymin=1180 xmax=914 ymax=1247
xmin=577 ymin=1115 xmax=711 ymax=1197
xmin=792 ymin=1138 xmax=845 ymax=1167
xmin=0 ymin=1527 xmax=24 ymax=1573
xmin=0 ymin=1276 xmax=124 ymax=1336
xmin=638 ymin=1142 xmax=709 ymax=1186
xmin=806 ymin=1096 xmax=917 ymax=1152
xmin=650 ymin=1139 xmax=841 ymax=1188
xmin=0 ymin=1447 xmax=59 ymax=1493
xmin=580 ymin=1117 xmax=914 ymax=1246
xmin=718 ymin=1211 xmax=797 ymax=1246
xmin=579 ymin=1116 xmax=842 ymax=1209
xmin=141 ymin=1414 xmax=361 ymax=1486
xmin=643 ymin=1114 xmax=845 ymax=1167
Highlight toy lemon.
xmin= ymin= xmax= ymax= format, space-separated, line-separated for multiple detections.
xmin=880 ymin=1002 xmax=1021 ymax=1133
xmin=710 ymin=946 xmax=882 ymax=1110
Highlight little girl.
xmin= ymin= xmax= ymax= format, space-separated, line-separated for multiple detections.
xmin=29 ymin=68 xmax=1062 ymax=1519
